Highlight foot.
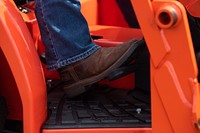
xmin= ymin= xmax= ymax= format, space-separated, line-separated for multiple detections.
xmin=58 ymin=39 xmax=138 ymax=98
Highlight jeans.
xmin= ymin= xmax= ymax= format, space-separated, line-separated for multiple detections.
xmin=34 ymin=0 xmax=100 ymax=70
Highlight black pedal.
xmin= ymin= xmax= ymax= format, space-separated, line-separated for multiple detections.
xmin=108 ymin=64 xmax=137 ymax=81
xmin=107 ymin=39 xmax=147 ymax=81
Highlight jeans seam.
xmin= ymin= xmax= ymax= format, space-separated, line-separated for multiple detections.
xmin=40 ymin=0 xmax=58 ymax=60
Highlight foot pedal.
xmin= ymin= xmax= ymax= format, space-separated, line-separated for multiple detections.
xmin=108 ymin=64 xmax=137 ymax=81
xmin=107 ymin=39 xmax=146 ymax=81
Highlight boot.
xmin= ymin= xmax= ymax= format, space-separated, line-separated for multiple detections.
xmin=58 ymin=39 xmax=138 ymax=98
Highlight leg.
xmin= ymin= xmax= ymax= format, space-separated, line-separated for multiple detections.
xmin=35 ymin=0 xmax=100 ymax=70
xmin=35 ymin=0 xmax=138 ymax=97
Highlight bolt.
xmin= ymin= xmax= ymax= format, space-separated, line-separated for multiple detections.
xmin=136 ymin=108 xmax=142 ymax=114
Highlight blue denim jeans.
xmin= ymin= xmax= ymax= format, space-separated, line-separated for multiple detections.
xmin=34 ymin=0 xmax=100 ymax=70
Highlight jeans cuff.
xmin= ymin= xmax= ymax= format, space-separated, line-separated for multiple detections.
xmin=46 ymin=44 xmax=101 ymax=71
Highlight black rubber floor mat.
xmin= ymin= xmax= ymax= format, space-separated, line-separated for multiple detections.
xmin=44 ymin=84 xmax=151 ymax=129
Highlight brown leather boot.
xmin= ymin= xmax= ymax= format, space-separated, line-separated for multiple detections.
xmin=58 ymin=39 xmax=138 ymax=98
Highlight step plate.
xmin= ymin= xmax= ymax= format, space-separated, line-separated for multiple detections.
xmin=44 ymin=83 xmax=151 ymax=129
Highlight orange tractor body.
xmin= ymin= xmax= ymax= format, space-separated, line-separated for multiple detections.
xmin=0 ymin=0 xmax=200 ymax=133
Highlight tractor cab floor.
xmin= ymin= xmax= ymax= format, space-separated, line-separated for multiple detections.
xmin=44 ymin=80 xmax=151 ymax=129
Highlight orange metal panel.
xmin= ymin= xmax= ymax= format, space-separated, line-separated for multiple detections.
xmin=19 ymin=1 xmax=40 ymax=49
xmin=81 ymin=0 xmax=98 ymax=25
xmin=0 ymin=0 xmax=47 ymax=133
xmin=131 ymin=0 xmax=200 ymax=132
xmin=90 ymin=25 xmax=143 ymax=42
xmin=98 ymin=0 xmax=129 ymax=27
xmin=179 ymin=0 xmax=200 ymax=18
